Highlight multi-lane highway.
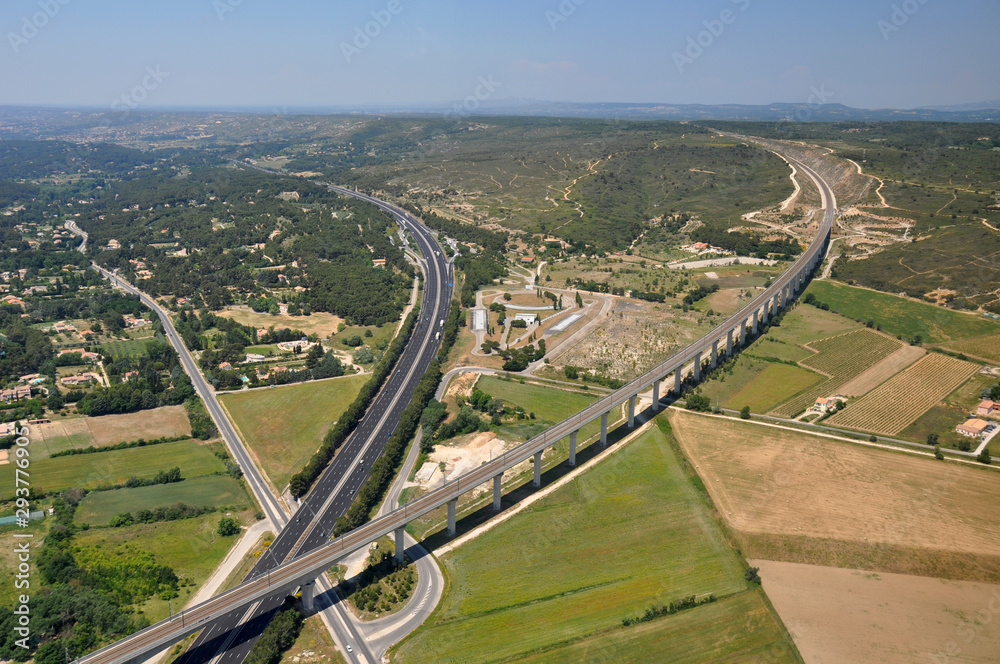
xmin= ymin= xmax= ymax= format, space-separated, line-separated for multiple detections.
xmin=69 ymin=187 xmax=453 ymax=664
xmin=77 ymin=147 xmax=835 ymax=664
xmin=174 ymin=187 xmax=453 ymax=664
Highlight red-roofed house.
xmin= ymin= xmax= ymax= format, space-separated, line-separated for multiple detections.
xmin=977 ymin=400 xmax=999 ymax=418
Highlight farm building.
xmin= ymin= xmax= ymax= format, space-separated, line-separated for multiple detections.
xmin=956 ymin=418 xmax=990 ymax=439
xmin=976 ymin=400 xmax=999 ymax=418
xmin=814 ymin=396 xmax=844 ymax=414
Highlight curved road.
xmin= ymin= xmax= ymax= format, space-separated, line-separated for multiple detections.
xmin=76 ymin=147 xmax=836 ymax=664
xmin=71 ymin=186 xmax=453 ymax=664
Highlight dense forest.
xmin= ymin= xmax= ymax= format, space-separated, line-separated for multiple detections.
xmin=80 ymin=167 xmax=413 ymax=323
xmin=0 ymin=492 xmax=161 ymax=662
xmin=690 ymin=227 xmax=802 ymax=259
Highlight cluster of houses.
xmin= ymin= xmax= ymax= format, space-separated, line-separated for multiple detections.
xmin=1 ymin=295 xmax=26 ymax=310
xmin=58 ymin=348 xmax=101 ymax=362
xmin=61 ymin=372 xmax=102 ymax=387
xmin=956 ymin=400 xmax=1000 ymax=440
xmin=129 ymin=260 xmax=153 ymax=280
xmin=0 ymin=386 xmax=31 ymax=404
xmin=1 ymin=269 xmax=29 ymax=282
xmin=217 ymin=360 xmax=288 ymax=382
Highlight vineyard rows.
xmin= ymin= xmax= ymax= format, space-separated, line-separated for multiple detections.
xmin=827 ymin=354 xmax=979 ymax=435
xmin=771 ymin=329 xmax=903 ymax=418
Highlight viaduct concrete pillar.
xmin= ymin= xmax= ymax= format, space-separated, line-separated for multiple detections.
xmin=674 ymin=370 xmax=682 ymax=395
xmin=762 ymin=301 xmax=770 ymax=324
xmin=533 ymin=451 xmax=543 ymax=487
xmin=773 ymin=294 xmax=780 ymax=316
xmin=711 ymin=340 xmax=719 ymax=369
xmin=493 ymin=475 xmax=502 ymax=511
xmin=751 ymin=310 xmax=759 ymax=335
xmin=627 ymin=395 xmax=637 ymax=428
xmin=652 ymin=381 xmax=660 ymax=412
xmin=600 ymin=412 xmax=609 ymax=447
xmin=447 ymin=498 xmax=457 ymax=536
xmin=568 ymin=430 xmax=578 ymax=466
xmin=394 ymin=526 xmax=406 ymax=564
xmin=726 ymin=329 xmax=733 ymax=357
xmin=693 ymin=352 xmax=702 ymax=381
xmin=300 ymin=580 xmax=316 ymax=612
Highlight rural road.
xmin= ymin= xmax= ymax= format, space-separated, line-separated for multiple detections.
xmin=69 ymin=184 xmax=453 ymax=664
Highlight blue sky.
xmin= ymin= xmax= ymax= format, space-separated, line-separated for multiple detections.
xmin=1 ymin=0 xmax=997 ymax=110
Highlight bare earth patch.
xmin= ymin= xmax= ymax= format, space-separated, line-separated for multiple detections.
xmin=557 ymin=298 xmax=701 ymax=379
xmin=220 ymin=306 xmax=344 ymax=337
xmin=35 ymin=406 xmax=192 ymax=456
xmin=86 ymin=406 xmax=192 ymax=445
xmin=838 ymin=344 xmax=926 ymax=397
xmin=753 ymin=560 xmax=1000 ymax=664
xmin=668 ymin=409 xmax=1000 ymax=581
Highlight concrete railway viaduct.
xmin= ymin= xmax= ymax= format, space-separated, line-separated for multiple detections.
xmin=76 ymin=155 xmax=836 ymax=664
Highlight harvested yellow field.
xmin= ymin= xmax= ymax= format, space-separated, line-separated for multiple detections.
xmin=754 ymin=560 xmax=1000 ymax=664
xmin=668 ymin=409 xmax=1000 ymax=582
xmin=828 ymin=354 xmax=980 ymax=435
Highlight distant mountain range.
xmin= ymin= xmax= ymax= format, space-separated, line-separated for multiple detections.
xmin=403 ymin=99 xmax=1000 ymax=123
xmin=2 ymin=100 xmax=998 ymax=124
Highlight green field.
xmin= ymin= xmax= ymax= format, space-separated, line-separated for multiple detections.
xmin=394 ymin=420 xmax=799 ymax=664
xmin=75 ymin=476 xmax=250 ymax=526
xmin=514 ymin=592 xmax=798 ymax=664
xmin=804 ymin=281 xmax=1000 ymax=343
xmin=943 ymin=333 xmax=1000 ymax=363
xmin=764 ymin=305 xmax=863 ymax=346
xmin=0 ymin=440 xmax=226 ymax=498
xmin=475 ymin=376 xmax=600 ymax=442
xmin=219 ymin=375 xmax=368 ymax=490
xmin=73 ymin=511 xmax=252 ymax=623
xmin=745 ymin=336 xmax=814 ymax=364
xmin=723 ymin=363 xmax=822 ymax=414
xmin=101 ymin=338 xmax=153 ymax=358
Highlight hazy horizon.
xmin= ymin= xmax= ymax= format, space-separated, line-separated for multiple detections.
xmin=2 ymin=0 xmax=998 ymax=111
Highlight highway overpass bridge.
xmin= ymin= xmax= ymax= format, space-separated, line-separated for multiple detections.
xmin=76 ymin=156 xmax=836 ymax=664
